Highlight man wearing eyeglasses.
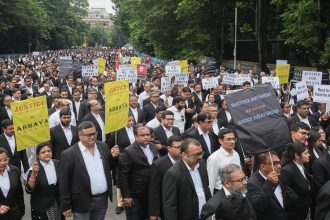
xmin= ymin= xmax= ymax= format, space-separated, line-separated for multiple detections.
xmin=59 ymin=121 xmax=118 ymax=220
xmin=290 ymin=100 xmax=319 ymax=129
xmin=200 ymin=164 xmax=248 ymax=220
xmin=290 ymin=121 xmax=310 ymax=145
xmin=207 ymin=128 xmax=241 ymax=195
xmin=247 ymin=152 xmax=286 ymax=220
xmin=163 ymin=138 xmax=211 ymax=220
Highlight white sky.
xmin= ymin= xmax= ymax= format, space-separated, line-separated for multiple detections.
xmin=88 ymin=0 xmax=115 ymax=14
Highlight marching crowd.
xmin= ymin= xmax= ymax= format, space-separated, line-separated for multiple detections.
xmin=0 ymin=48 xmax=329 ymax=220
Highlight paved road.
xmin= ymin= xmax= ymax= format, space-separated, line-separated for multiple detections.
xmin=23 ymin=186 xmax=126 ymax=220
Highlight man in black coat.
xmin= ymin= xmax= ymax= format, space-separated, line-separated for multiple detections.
xmin=143 ymin=91 xmax=166 ymax=123
xmin=312 ymin=145 xmax=330 ymax=194
xmin=59 ymin=121 xmax=117 ymax=219
xmin=153 ymin=110 xmax=180 ymax=155
xmin=129 ymin=94 xmax=146 ymax=125
xmin=181 ymin=87 xmax=196 ymax=130
xmin=163 ymin=138 xmax=211 ymax=220
xmin=290 ymin=100 xmax=319 ymax=128
xmin=0 ymin=119 xmax=29 ymax=173
xmin=314 ymin=180 xmax=330 ymax=220
xmin=50 ymin=109 xmax=79 ymax=160
xmin=201 ymin=164 xmax=250 ymax=220
xmin=185 ymin=113 xmax=219 ymax=160
xmin=77 ymin=88 xmax=98 ymax=122
xmin=149 ymin=135 xmax=182 ymax=220
xmin=191 ymin=83 xmax=205 ymax=113
xmin=118 ymin=126 xmax=159 ymax=220
xmin=247 ymin=152 xmax=286 ymax=220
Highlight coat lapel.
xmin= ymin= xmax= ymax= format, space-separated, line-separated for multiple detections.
xmin=179 ymin=159 xmax=197 ymax=194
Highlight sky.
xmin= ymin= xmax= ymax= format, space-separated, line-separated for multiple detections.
xmin=88 ymin=0 xmax=115 ymax=14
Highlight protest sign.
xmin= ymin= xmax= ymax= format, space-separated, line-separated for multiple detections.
xmin=174 ymin=74 xmax=189 ymax=86
xmin=104 ymin=80 xmax=129 ymax=133
xmin=179 ymin=60 xmax=188 ymax=73
xmin=202 ymin=77 xmax=219 ymax=90
xmin=225 ymin=84 xmax=290 ymax=155
xmin=226 ymin=89 xmax=242 ymax=94
xmin=130 ymin=57 xmax=142 ymax=70
xmin=116 ymin=65 xmax=137 ymax=83
xmin=98 ymin=58 xmax=106 ymax=74
xmin=275 ymin=64 xmax=290 ymax=84
xmin=262 ymin=76 xmax=280 ymax=89
xmin=313 ymin=85 xmax=330 ymax=103
xmin=222 ymin=74 xmax=250 ymax=85
xmin=82 ymin=65 xmax=98 ymax=77
xmin=32 ymin=51 xmax=40 ymax=56
xmin=59 ymin=58 xmax=73 ymax=76
xmin=137 ymin=64 xmax=147 ymax=79
xmin=302 ymin=71 xmax=322 ymax=86
xmin=165 ymin=65 xmax=181 ymax=77
xmin=161 ymin=77 xmax=171 ymax=92
xmin=295 ymin=82 xmax=309 ymax=101
xmin=12 ymin=96 xmax=50 ymax=151
xmin=222 ymin=74 xmax=235 ymax=85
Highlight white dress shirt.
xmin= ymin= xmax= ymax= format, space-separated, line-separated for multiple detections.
xmin=297 ymin=114 xmax=311 ymax=128
xmin=92 ymin=112 xmax=106 ymax=142
xmin=0 ymin=167 xmax=10 ymax=198
xmin=167 ymin=106 xmax=185 ymax=133
xmin=225 ymin=110 xmax=232 ymax=122
xmin=78 ymin=142 xmax=108 ymax=195
xmin=60 ymin=124 xmax=73 ymax=145
xmin=207 ymin=147 xmax=241 ymax=194
xmin=4 ymin=133 xmax=15 ymax=154
xmin=5 ymin=107 xmax=12 ymax=120
xmin=74 ymin=100 xmax=81 ymax=120
xmin=146 ymin=117 xmax=161 ymax=129
xmin=293 ymin=161 xmax=306 ymax=179
xmin=212 ymin=120 xmax=220 ymax=137
xmin=140 ymin=145 xmax=154 ymax=165
xmin=162 ymin=125 xmax=173 ymax=138
xmin=125 ymin=127 xmax=135 ymax=144
xmin=183 ymin=160 xmax=206 ymax=217
xmin=198 ymin=126 xmax=211 ymax=153
xmin=160 ymin=94 xmax=173 ymax=107
xmin=138 ymin=91 xmax=150 ymax=108
xmin=40 ymin=160 xmax=57 ymax=185
xmin=259 ymin=170 xmax=283 ymax=208
xmin=130 ymin=107 xmax=139 ymax=123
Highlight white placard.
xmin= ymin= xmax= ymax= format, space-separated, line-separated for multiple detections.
xmin=82 ymin=65 xmax=98 ymax=77
xmin=116 ymin=65 xmax=137 ymax=83
xmin=60 ymin=56 xmax=72 ymax=60
xmin=122 ymin=56 xmax=130 ymax=64
xmin=262 ymin=76 xmax=280 ymax=89
xmin=222 ymin=74 xmax=235 ymax=85
xmin=313 ymin=85 xmax=330 ymax=103
xmin=202 ymin=77 xmax=219 ymax=90
xmin=32 ymin=51 xmax=40 ymax=56
xmin=295 ymin=82 xmax=309 ymax=101
xmin=276 ymin=60 xmax=288 ymax=65
xmin=161 ymin=77 xmax=171 ymax=92
xmin=302 ymin=71 xmax=322 ymax=86
xmin=165 ymin=65 xmax=181 ymax=77
xmin=174 ymin=74 xmax=189 ymax=86
xmin=226 ymin=89 xmax=242 ymax=94
xmin=222 ymin=74 xmax=250 ymax=85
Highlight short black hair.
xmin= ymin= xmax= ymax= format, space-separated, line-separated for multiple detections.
xmin=59 ymin=109 xmax=71 ymax=117
xmin=257 ymin=151 xmax=278 ymax=167
xmin=161 ymin=110 xmax=174 ymax=119
xmin=296 ymin=100 xmax=308 ymax=109
xmin=180 ymin=138 xmax=201 ymax=153
xmin=172 ymin=96 xmax=184 ymax=105
xmin=1 ymin=119 xmax=13 ymax=129
xmin=155 ymin=105 xmax=166 ymax=113
xmin=218 ymin=128 xmax=235 ymax=140
xmin=78 ymin=121 xmax=95 ymax=134
xmin=0 ymin=147 xmax=9 ymax=157
xmin=36 ymin=142 xmax=52 ymax=155
xmin=181 ymin=87 xmax=191 ymax=93
xmin=167 ymin=135 xmax=183 ymax=146
xmin=196 ymin=112 xmax=212 ymax=123
xmin=290 ymin=122 xmax=310 ymax=132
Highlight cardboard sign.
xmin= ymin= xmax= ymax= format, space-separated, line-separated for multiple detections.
xmin=313 ymin=85 xmax=330 ymax=103
xmin=116 ymin=65 xmax=137 ymax=83
xmin=32 ymin=51 xmax=40 ymax=56
xmin=161 ymin=77 xmax=171 ymax=92
xmin=137 ymin=64 xmax=147 ymax=79
xmin=302 ymin=71 xmax=322 ymax=86
xmin=262 ymin=76 xmax=280 ymax=89
xmin=295 ymin=82 xmax=309 ymax=101
xmin=174 ymin=74 xmax=189 ymax=86
xmin=276 ymin=64 xmax=290 ymax=84
xmin=166 ymin=65 xmax=181 ymax=77
xmin=202 ymin=77 xmax=219 ymax=90
xmin=222 ymin=74 xmax=250 ymax=85
xmin=82 ymin=65 xmax=98 ymax=77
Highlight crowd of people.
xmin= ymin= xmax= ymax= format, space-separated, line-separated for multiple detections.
xmin=0 ymin=48 xmax=329 ymax=220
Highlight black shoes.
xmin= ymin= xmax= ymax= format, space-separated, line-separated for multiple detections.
xmin=115 ymin=206 xmax=124 ymax=214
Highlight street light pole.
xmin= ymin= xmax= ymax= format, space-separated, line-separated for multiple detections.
xmin=234 ymin=7 xmax=237 ymax=70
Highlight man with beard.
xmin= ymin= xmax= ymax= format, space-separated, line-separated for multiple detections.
xmin=200 ymin=164 xmax=248 ymax=220
xmin=167 ymin=96 xmax=186 ymax=133
xmin=247 ymin=152 xmax=286 ymax=220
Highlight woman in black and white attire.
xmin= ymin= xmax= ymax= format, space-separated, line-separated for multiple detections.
xmin=26 ymin=142 xmax=61 ymax=220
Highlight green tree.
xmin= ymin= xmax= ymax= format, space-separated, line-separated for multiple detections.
xmin=87 ymin=24 xmax=112 ymax=47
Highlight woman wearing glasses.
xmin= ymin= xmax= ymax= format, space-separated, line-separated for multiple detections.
xmin=26 ymin=142 xmax=61 ymax=220
xmin=0 ymin=147 xmax=25 ymax=220
xmin=280 ymin=142 xmax=312 ymax=220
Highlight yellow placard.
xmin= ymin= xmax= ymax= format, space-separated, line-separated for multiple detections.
xmin=130 ymin=57 xmax=142 ymax=70
xmin=98 ymin=58 xmax=106 ymax=74
xmin=275 ymin=64 xmax=290 ymax=84
xmin=179 ymin=60 xmax=188 ymax=73
xmin=104 ymin=80 xmax=129 ymax=134
xmin=11 ymin=96 xmax=50 ymax=151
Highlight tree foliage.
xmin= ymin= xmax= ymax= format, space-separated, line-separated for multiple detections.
xmin=87 ymin=24 xmax=112 ymax=47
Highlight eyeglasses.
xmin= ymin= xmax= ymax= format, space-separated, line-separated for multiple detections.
xmin=186 ymin=151 xmax=204 ymax=158
xmin=0 ymin=158 xmax=10 ymax=163
xmin=81 ymin=132 xmax=98 ymax=138
xmin=224 ymin=138 xmax=237 ymax=142
xmin=230 ymin=176 xmax=248 ymax=184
